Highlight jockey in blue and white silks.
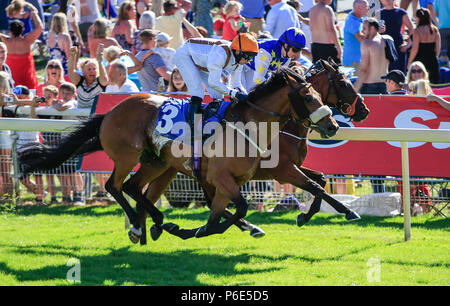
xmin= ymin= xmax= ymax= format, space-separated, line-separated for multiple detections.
xmin=242 ymin=27 xmax=307 ymax=92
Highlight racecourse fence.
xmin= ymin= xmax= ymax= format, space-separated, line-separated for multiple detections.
xmin=0 ymin=106 xmax=449 ymax=241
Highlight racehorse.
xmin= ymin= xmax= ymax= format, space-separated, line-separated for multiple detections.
xmin=131 ymin=59 xmax=369 ymax=243
xmin=18 ymin=66 xmax=339 ymax=242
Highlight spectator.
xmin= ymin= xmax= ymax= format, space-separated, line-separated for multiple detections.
xmin=48 ymin=12 xmax=72 ymax=77
xmin=0 ymin=71 xmax=14 ymax=201
xmin=106 ymin=59 xmax=140 ymax=93
xmin=6 ymin=0 xmax=33 ymax=36
xmin=213 ymin=18 xmax=225 ymax=39
xmin=382 ymin=69 xmax=407 ymax=94
xmin=434 ymin=0 xmax=450 ymax=62
xmin=132 ymin=10 xmax=156 ymax=54
xmin=192 ymin=0 xmax=227 ymax=38
xmin=37 ymin=59 xmax=65 ymax=98
xmin=308 ymin=0 xmax=341 ymax=64
xmin=222 ymin=1 xmax=245 ymax=41
xmin=74 ymin=0 xmax=102 ymax=49
xmin=103 ymin=46 xmax=143 ymax=74
xmin=427 ymin=94 xmax=450 ymax=111
xmin=68 ymin=44 xmax=108 ymax=109
xmin=136 ymin=0 xmax=152 ymax=28
xmin=239 ymin=0 xmax=268 ymax=35
xmin=407 ymin=8 xmax=441 ymax=84
xmin=112 ymin=1 xmax=137 ymax=52
xmin=264 ymin=0 xmax=300 ymax=40
xmin=408 ymin=79 xmax=433 ymax=95
xmin=343 ymin=0 xmax=369 ymax=76
xmin=135 ymin=29 xmax=171 ymax=92
xmin=167 ymin=67 xmax=188 ymax=92
xmin=0 ymin=10 xmax=43 ymax=89
xmin=155 ymin=0 xmax=187 ymax=50
xmin=153 ymin=32 xmax=176 ymax=71
xmin=378 ymin=0 xmax=414 ymax=74
xmin=406 ymin=61 xmax=430 ymax=84
xmin=400 ymin=1 xmax=418 ymax=19
xmin=418 ymin=0 xmax=438 ymax=25
xmin=88 ymin=18 xmax=120 ymax=58
xmin=0 ymin=42 xmax=14 ymax=90
xmin=66 ymin=0 xmax=84 ymax=51
xmin=355 ymin=18 xmax=390 ymax=94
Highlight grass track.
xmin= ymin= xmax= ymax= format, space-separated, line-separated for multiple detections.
xmin=0 ymin=204 xmax=448 ymax=286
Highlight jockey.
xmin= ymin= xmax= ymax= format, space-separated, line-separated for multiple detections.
xmin=242 ymin=27 xmax=307 ymax=91
xmin=174 ymin=33 xmax=259 ymax=121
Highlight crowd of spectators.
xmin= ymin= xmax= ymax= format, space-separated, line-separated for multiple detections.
xmin=0 ymin=0 xmax=448 ymax=205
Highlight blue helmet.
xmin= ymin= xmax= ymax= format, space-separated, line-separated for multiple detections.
xmin=279 ymin=27 xmax=306 ymax=49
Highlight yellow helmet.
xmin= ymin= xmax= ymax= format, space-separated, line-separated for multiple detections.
xmin=230 ymin=33 xmax=259 ymax=53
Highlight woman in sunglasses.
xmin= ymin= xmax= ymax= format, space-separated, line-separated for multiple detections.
xmin=405 ymin=61 xmax=430 ymax=89
xmin=174 ymin=32 xmax=259 ymax=121
xmin=36 ymin=59 xmax=65 ymax=98
xmin=241 ymin=27 xmax=306 ymax=92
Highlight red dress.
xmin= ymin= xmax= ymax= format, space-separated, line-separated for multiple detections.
xmin=222 ymin=16 xmax=240 ymax=41
xmin=6 ymin=51 xmax=38 ymax=89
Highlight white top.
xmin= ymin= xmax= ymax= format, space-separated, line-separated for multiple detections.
xmin=152 ymin=47 xmax=176 ymax=72
xmin=185 ymin=39 xmax=247 ymax=96
xmin=106 ymin=78 xmax=140 ymax=93
xmin=74 ymin=0 xmax=101 ymax=24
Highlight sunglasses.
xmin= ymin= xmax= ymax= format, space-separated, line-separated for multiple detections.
xmin=48 ymin=64 xmax=61 ymax=69
xmin=291 ymin=47 xmax=302 ymax=53
xmin=411 ymin=69 xmax=423 ymax=74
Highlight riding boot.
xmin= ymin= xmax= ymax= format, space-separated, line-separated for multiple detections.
xmin=189 ymin=96 xmax=203 ymax=126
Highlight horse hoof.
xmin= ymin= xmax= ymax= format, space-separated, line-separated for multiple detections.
xmin=150 ymin=224 xmax=163 ymax=241
xmin=161 ymin=222 xmax=179 ymax=234
xmin=250 ymin=226 xmax=265 ymax=238
xmin=296 ymin=213 xmax=308 ymax=227
xmin=195 ymin=226 xmax=208 ymax=238
xmin=346 ymin=211 xmax=361 ymax=221
xmin=128 ymin=227 xmax=141 ymax=244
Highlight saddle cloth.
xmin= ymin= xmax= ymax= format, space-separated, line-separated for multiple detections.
xmin=154 ymin=97 xmax=231 ymax=143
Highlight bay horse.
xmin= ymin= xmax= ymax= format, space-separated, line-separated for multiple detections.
xmin=131 ymin=59 xmax=369 ymax=243
xmin=18 ymin=67 xmax=339 ymax=242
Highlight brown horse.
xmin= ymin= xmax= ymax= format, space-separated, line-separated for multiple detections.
xmin=134 ymin=59 xmax=369 ymax=243
xmin=18 ymin=67 xmax=338 ymax=242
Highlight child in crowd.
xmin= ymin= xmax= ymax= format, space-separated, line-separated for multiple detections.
xmin=153 ymin=32 xmax=176 ymax=72
xmin=6 ymin=0 xmax=33 ymax=35
xmin=167 ymin=67 xmax=187 ymax=92
xmin=221 ymin=1 xmax=245 ymax=41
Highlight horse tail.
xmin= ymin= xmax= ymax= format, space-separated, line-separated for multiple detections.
xmin=18 ymin=115 xmax=105 ymax=175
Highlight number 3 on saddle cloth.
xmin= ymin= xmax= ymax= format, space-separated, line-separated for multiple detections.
xmin=153 ymin=97 xmax=231 ymax=177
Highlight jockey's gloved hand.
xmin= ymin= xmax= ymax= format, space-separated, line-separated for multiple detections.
xmin=230 ymin=89 xmax=248 ymax=103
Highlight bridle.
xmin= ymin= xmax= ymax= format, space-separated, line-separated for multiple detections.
xmin=305 ymin=61 xmax=362 ymax=118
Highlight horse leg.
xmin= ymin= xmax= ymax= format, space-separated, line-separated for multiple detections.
xmin=195 ymin=173 xmax=248 ymax=238
xmin=105 ymin=162 xmax=141 ymax=244
xmin=122 ymin=163 xmax=170 ymax=244
xmin=201 ymin=180 xmax=265 ymax=238
xmin=298 ymin=167 xmax=360 ymax=226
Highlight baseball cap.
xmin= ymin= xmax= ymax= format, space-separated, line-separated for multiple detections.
xmin=139 ymin=11 xmax=155 ymax=30
xmin=13 ymin=85 xmax=30 ymax=96
xmin=214 ymin=18 xmax=224 ymax=32
xmin=156 ymin=32 xmax=173 ymax=45
xmin=381 ymin=70 xmax=406 ymax=85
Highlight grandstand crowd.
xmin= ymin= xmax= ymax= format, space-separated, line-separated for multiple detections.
xmin=0 ymin=0 xmax=448 ymax=206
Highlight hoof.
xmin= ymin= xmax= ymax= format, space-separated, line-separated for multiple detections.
xmin=346 ymin=211 xmax=361 ymax=221
xmin=161 ymin=222 xmax=179 ymax=234
xmin=195 ymin=225 xmax=208 ymax=238
xmin=296 ymin=213 xmax=308 ymax=227
xmin=150 ymin=224 xmax=163 ymax=241
xmin=250 ymin=226 xmax=265 ymax=238
xmin=128 ymin=227 xmax=142 ymax=244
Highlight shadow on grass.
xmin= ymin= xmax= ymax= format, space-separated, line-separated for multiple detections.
xmin=11 ymin=203 xmax=124 ymax=218
xmin=0 ymin=244 xmax=281 ymax=285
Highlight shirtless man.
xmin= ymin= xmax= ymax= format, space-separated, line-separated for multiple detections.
xmin=309 ymin=0 xmax=342 ymax=64
xmin=355 ymin=18 xmax=390 ymax=94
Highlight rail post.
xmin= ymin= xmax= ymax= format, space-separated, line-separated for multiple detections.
xmin=401 ymin=142 xmax=411 ymax=241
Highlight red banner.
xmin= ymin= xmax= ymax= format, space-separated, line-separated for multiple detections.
xmin=80 ymin=94 xmax=450 ymax=177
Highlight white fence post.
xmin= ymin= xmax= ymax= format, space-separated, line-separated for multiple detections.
xmin=401 ymin=142 xmax=411 ymax=241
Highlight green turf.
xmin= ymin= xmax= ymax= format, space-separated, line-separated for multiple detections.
xmin=0 ymin=204 xmax=448 ymax=286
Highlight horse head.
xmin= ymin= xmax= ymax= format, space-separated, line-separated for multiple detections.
xmin=306 ymin=58 xmax=370 ymax=122
xmin=283 ymin=68 xmax=339 ymax=139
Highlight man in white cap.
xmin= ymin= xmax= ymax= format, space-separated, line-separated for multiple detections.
xmin=153 ymin=31 xmax=176 ymax=71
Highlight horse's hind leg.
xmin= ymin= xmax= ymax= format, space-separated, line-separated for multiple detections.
xmin=297 ymin=167 xmax=360 ymax=226
xmin=123 ymin=163 xmax=169 ymax=244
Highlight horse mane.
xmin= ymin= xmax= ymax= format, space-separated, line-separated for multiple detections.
xmin=248 ymin=66 xmax=306 ymax=102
